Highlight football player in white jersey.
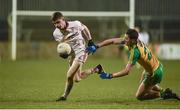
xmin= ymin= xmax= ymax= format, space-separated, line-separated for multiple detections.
xmin=51 ymin=12 xmax=99 ymax=101
xmin=135 ymin=26 xmax=149 ymax=45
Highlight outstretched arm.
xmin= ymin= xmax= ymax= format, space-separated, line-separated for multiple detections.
xmin=97 ymin=38 xmax=124 ymax=48
xmin=100 ymin=64 xmax=134 ymax=79
xmin=112 ymin=64 xmax=133 ymax=78
xmin=86 ymin=37 xmax=124 ymax=54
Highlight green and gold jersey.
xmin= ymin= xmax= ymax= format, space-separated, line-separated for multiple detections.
xmin=128 ymin=40 xmax=159 ymax=74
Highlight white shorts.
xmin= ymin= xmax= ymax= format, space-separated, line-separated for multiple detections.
xmin=74 ymin=50 xmax=88 ymax=63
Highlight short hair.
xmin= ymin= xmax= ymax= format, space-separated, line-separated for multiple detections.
xmin=126 ymin=29 xmax=139 ymax=40
xmin=51 ymin=12 xmax=64 ymax=21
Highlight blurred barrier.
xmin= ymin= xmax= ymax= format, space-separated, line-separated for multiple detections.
xmin=16 ymin=42 xmax=57 ymax=59
xmin=0 ymin=42 xmax=120 ymax=60
xmin=156 ymin=43 xmax=180 ymax=60
xmin=1 ymin=42 xmax=180 ymax=60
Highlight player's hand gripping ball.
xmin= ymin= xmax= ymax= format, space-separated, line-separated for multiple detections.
xmin=57 ymin=42 xmax=71 ymax=59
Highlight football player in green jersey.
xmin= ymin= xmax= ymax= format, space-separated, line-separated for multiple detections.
xmin=87 ymin=29 xmax=180 ymax=100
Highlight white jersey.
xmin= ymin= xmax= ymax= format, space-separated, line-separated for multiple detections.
xmin=138 ymin=32 xmax=149 ymax=45
xmin=53 ymin=20 xmax=86 ymax=55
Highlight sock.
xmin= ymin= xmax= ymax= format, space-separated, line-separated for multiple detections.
xmin=63 ymin=83 xmax=73 ymax=98
xmin=160 ymin=88 xmax=164 ymax=98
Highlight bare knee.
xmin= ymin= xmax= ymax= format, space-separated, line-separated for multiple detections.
xmin=79 ymin=71 xmax=86 ymax=78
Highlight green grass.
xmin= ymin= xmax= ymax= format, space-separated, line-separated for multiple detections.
xmin=0 ymin=58 xmax=180 ymax=109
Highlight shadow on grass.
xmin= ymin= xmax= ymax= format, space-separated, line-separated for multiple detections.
xmin=74 ymin=98 xmax=132 ymax=105
xmin=0 ymin=99 xmax=57 ymax=103
xmin=0 ymin=97 xmax=166 ymax=104
xmin=0 ymin=98 xmax=132 ymax=104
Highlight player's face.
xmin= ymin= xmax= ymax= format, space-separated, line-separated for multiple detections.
xmin=124 ymin=34 xmax=131 ymax=46
xmin=53 ymin=18 xmax=66 ymax=30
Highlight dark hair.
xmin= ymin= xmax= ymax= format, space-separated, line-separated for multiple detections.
xmin=51 ymin=12 xmax=64 ymax=21
xmin=126 ymin=29 xmax=139 ymax=40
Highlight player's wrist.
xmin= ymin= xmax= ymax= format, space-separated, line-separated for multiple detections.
xmin=88 ymin=40 xmax=94 ymax=46
xmin=88 ymin=40 xmax=99 ymax=48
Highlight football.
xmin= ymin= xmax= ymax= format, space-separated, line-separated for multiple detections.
xmin=57 ymin=42 xmax=71 ymax=56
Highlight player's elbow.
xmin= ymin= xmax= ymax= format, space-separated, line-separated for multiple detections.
xmin=112 ymin=40 xmax=116 ymax=44
xmin=112 ymin=38 xmax=122 ymax=45
xmin=112 ymin=39 xmax=119 ymax=45
xmin=107 ymin=39 xmax=117 ymax=45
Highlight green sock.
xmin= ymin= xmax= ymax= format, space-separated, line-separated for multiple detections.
xmin=160 ymin=88 xmax=164 ymax=98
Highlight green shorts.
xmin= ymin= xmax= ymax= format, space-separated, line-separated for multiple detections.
xmin=143 ymin=63 xmax=163 ymax=86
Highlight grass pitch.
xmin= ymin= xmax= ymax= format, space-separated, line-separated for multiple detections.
xmin=0 ymin=58 xmax=180 ymax=109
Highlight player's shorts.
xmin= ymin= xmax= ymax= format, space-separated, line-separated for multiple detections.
xmin=74 ymin=50 xmax=88 ymax=63
xmin=143 ymin=63 xmax=163 ymax=86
